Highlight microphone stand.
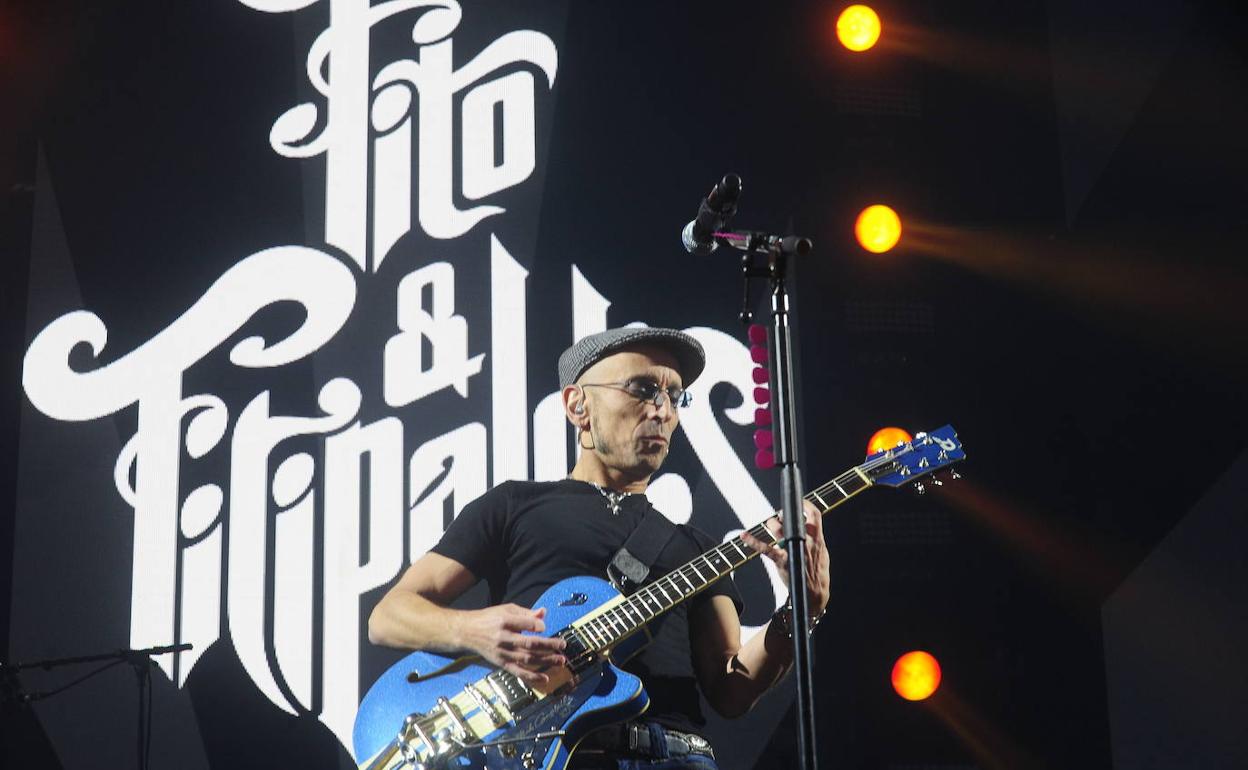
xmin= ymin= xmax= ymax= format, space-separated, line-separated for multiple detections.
xmin=0 ymin=643 xmax=191 ymax=770
xmin=724 ymin=227 xmax=819 ymax=770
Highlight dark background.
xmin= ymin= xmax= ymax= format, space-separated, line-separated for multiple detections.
xmin=4 ymin=0 xmax=1248 ymax=768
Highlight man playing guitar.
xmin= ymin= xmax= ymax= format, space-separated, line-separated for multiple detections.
xmin=367 ymin=327 xmax=830 ymax=768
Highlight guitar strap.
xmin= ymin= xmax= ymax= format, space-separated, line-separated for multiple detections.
xmin=607 ymin=505 xmax=678 ymax=594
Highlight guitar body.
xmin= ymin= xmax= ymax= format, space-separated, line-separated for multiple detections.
xmin=353 ymin=576 xmax=651 ymax=770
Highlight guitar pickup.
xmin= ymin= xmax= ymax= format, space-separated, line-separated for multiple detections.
xmin=485 ymin=670 xmax=534 ymax=711
xmin=466 ymin=682 xmax=507 ymax=727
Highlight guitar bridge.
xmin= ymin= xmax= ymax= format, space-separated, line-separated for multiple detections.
xmin=436 ymin=696 xmax=474 ymax=742
xmin=396 ymin=711 xmax=435 ymax=767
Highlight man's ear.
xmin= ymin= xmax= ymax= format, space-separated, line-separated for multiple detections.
xmin=562 ymin=385 xmax=589 ymax=427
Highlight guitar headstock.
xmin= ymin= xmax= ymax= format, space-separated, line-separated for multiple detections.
xmin=863 ymin=425 xmax=965 ymax=488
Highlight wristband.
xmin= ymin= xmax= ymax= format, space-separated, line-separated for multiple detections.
xmin=771 ymin=598 xmax=826 ymax=639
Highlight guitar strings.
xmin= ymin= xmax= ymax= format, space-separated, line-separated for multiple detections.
xmin=564 ymin=474 xmax=870 ymax=664
xmin=562 ymin=526 xmax=770 ymax=668
xmin=560 ymin=442 xmax=941 ymax=666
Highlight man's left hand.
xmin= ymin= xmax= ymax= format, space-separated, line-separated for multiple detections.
xmin=741 ymin=500 xmax=830 ymax=621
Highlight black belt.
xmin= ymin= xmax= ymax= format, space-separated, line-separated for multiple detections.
xmin=578 ymin=722 xmax=715 ymax=760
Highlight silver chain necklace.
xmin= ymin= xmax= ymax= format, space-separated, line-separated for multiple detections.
xmin=586 ymin=481 xmax=633 ymax=515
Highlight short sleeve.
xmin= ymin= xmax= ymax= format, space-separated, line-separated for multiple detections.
xmin=430 ymin=483 xmax=512 ymax=586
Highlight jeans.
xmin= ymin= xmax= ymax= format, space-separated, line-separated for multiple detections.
xmin=569 ymin=722 xmax=720 ymax=770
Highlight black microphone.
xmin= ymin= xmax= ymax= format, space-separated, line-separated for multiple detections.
xmin=681 ymin=173 xmax=742 ymax=255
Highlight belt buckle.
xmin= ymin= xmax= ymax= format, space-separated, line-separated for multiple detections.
xmin=679 ymin=731 xmax=713 ymax=758
xmin=668 ymin=734 xmax=691 ymax=755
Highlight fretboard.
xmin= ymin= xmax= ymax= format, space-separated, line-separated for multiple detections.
xmin=567 ymin=465 xmax=875 ymax=653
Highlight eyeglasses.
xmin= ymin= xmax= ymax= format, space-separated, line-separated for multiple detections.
xmin=581 ymin=379 xmax=693 ymax=409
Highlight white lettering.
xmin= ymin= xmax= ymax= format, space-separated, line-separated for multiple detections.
xmin=259 ymin=0 xmax=557 ymax=268
xmin=322 ymin=415 xmax=407 ymax=746
xmin=228 ymin=380 xmax=361 ymax=714
xmin=384 ymin=262 xmax=485 ymax=406
xmin=408 ymin=423 xmax=488 ymax=559
xmin=22 ymin=247 xmax=355 ymax=679
xmin=491 ymin=237 xmax=529 ymax=484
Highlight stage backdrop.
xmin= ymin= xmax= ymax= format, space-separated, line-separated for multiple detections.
xmin=12 ymin=2 xmax=800 ymax=768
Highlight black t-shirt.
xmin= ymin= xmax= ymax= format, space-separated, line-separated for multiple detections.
xmin=431 ymin=479 xmax=743 ymax=731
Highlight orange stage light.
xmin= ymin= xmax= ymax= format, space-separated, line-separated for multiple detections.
xmin=867 ymin=426 xmax=913 ymax=456
xmin=836 ymin=5 xmax=882 ymax=52
xmin=892 ymin=650 xmax=942 ymax=701
xmin=855 ymin=204 xmax=902 ymax=253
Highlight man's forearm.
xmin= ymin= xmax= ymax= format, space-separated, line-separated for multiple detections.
xmin=368 ymin=592 xmax=567 ymax=686
xmin=367 ymin=589 xmax=466 ymax=652
xmin=709 ymin=620 xmax=795 ymax=718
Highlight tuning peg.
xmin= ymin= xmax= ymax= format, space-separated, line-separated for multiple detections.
xmin=950 ymin=469 xmax=962 ymax=480
xmin=913 ymin=481 xmax=926 ymax=495
xmin=929 ymin=477 xmax=943 ymax=486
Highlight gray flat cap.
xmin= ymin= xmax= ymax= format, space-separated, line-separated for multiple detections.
xmin=558 ymin=327 xmax=706 ymax=386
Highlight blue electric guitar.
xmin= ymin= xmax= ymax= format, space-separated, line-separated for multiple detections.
xmin=353 ymin=426 xmax=966 ymax=770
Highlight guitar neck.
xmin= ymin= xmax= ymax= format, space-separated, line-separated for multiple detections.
xmin=568 ymin=465 xmax=874 ymax=653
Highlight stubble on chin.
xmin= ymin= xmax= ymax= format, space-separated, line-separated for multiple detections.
xmin=634 ymin=441 xmax=668 ymax=472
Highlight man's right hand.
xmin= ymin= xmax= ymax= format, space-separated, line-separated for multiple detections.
xmin=457 ymin=604 xmax=568 ymax=685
